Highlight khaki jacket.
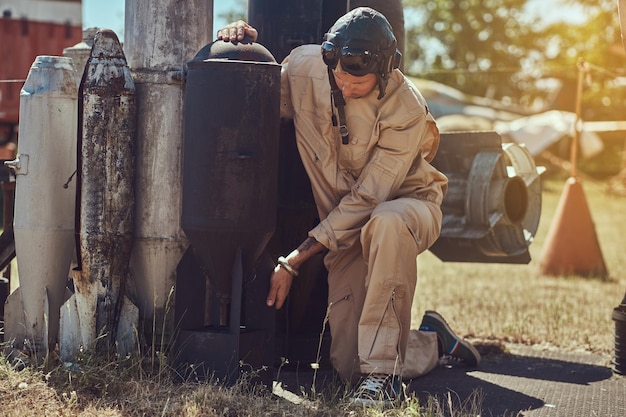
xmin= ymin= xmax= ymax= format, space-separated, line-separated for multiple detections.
xmin=280 ymin=44 xmax=448 ymax=253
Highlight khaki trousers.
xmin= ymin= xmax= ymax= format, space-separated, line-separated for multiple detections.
xmin=324 ymin=197 xmax=442 ymax=382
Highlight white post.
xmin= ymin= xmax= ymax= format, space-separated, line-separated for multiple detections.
xmin=124 ymin=0 xmax=214 ymax=338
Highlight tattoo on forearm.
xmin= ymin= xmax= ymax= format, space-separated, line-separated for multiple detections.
xmin=298 ymin=237 xmax=318 ymax=253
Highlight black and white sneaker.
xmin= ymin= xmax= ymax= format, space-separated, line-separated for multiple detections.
xmin=349 ymin=373 xmax=404 ymax=407
xmin=419 ymin=310 xmax=481 ymax=367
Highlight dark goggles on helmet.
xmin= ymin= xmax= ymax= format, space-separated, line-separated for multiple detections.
xmin=321 ymin=41 xmax=378 ymax=77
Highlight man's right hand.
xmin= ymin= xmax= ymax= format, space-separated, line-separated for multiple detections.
xmin=217 ymin=20 xmax=258 ymax=42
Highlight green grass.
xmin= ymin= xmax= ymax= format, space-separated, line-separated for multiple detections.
xmin=414 ymin=176 xmax=626 ymax=359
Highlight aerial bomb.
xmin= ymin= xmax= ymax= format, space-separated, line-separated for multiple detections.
xmin=60 ymin=30 xmax=138 ymax=359
xmin=4 ymin=56 xmax=77 ymax=353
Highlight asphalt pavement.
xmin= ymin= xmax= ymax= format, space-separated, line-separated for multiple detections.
xmin=275 ymin=343 xmax=626 ymax=417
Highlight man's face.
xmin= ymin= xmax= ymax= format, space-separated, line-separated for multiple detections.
xmin=332 ymin=69 xmax=377 ymax=100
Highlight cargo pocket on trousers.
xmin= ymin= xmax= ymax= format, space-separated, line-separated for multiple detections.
xmin=362 ymin=287 xmax=403 ymax=363
xmin=327 ymin=292 xmax=359 ymax=359
xmin=402 ymin=329 xmax=439 ymax=379
xmin=328 ymin=292 xmax=355 ymax=327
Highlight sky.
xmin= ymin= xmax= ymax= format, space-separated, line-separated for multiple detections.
xmin=83 ymin=0 xmax=587 ymax=42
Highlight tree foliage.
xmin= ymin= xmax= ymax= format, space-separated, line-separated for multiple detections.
xmin=404 ymin=0 xmax=626 ymax=119
xmin=405 ymin=0 xmax=533 ymax=97
xmin=216 ymin=0 xmax=248 ymax=27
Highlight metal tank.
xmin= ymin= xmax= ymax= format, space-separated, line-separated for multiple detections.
xmin=614 ymin=297 xmax=626 ymax=375
xmin=175 ymin=39 xmax=280 ymax=383
xmin=248 ymin=0 xmax=324 ymax=63
xmin=123 ymin=0 xmax=213 ymax=340
xmin=247 ymin=1 xmax=327 ymax=353
xmin=4 ymin=56 xmax=77 ymax=353
xmin=59 ymin=30 xmax=138 ymax=360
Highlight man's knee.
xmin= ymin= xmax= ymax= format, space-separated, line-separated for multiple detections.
xmin=365 ymin=204 xmax=405 ymax=235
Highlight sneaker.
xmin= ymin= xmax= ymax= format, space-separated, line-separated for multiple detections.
xmin=349 ymin=373 xmax=404 ymax=407
xmin=419 ymin=310 xmax=481 ymax=367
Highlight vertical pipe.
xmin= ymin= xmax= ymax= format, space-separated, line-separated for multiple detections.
xmin=248 ymin=0 xmax=323 ymax=63
xmin=614 ymin=0 xmax=626 ymax=376
xmin=124 ymin=0 xmax=214 ymax=338
xmin=619 ymin=0 xmax=626 ymax=52
xmin=571 ymin=58 xmax=586 ymax=178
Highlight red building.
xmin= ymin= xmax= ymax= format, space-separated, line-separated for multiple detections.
xmin=0 ymin=0 xmax=82 ymax=145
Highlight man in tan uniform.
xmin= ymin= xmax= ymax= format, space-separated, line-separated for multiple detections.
xmin=219 ymin=7 xmax=480 ymax=406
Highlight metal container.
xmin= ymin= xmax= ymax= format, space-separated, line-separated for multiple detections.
xmin=4 ymin=56 xmax=77 ymax=353
xmin=176 ymin=40 xmax=280 ymax=382
xmin=59 ymin=30 xmax=138 ymax=360
xmin=248 ymin=0 xmax=323 ymax=63
xmin=183 ymin=43 xmax=279 ymax=321
xmin=613 ymin=298 xmax=626 ymax=375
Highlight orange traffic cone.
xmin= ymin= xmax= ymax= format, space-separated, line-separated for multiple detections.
xmin=538 ymin=176 xmax=608 ymax=277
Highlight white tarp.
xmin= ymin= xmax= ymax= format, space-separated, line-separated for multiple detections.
xmin=494 ymin=110 xmax=604 ymax=158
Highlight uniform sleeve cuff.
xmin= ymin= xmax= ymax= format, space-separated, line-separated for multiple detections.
xmin=309 ymin=220 xmax=337 ymax=252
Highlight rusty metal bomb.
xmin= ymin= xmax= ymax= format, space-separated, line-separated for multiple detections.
xmin=59 ymin=30 xmax=138 ymax=360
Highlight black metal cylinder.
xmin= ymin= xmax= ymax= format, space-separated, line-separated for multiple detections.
xmin=248 ymin=0 xmax=324 ymax=63
xmin=613 ymin=300 xmax=626 ymax=375
xmin=181 ymin=41 xmax=281 ymax=320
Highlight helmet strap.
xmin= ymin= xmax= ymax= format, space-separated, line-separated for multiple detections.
xmin=327 ymin=67 xmax=350 ymax=145
xmin=376 ymin=74 xmax=387 ymax=99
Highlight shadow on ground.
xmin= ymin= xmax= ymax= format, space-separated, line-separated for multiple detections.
xmin=275 ymin=342 xmax=618 ymax=416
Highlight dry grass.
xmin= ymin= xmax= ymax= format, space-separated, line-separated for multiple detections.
xmin=0 ymin=352 xmax=480 ymax=416
xmin=1 ymin=175 xmax=624 ymax=416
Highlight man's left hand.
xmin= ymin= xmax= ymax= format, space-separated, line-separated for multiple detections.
xmin=266 ymin=265 xmax=293 ymax=309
